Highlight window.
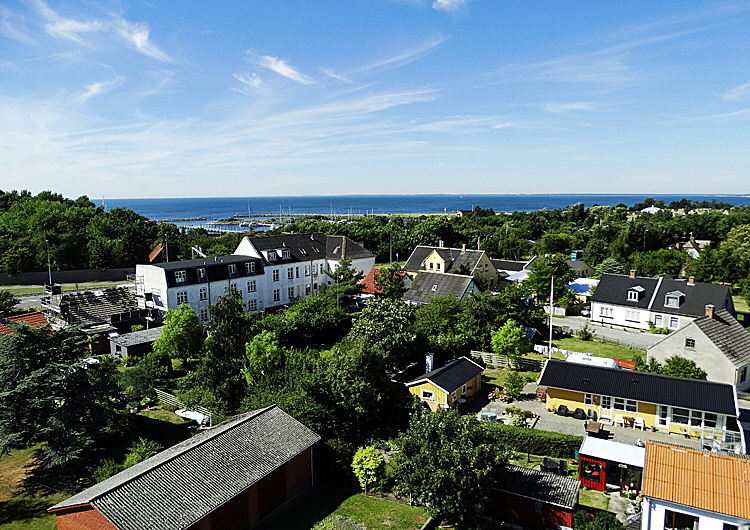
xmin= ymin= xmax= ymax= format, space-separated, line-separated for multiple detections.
xmin=664 ymin=510 xmax=698 ymax=530
xmin=689 ymin=410 xmax=703 ymax=427
xmin=421 ymin=389 xmax=434 ymax=401
xmin=305 ymin=284 xmax=311 ymax=295
xmin=462 ymin=384 xmax=467 ymax=395
xmin=740 ymin=366 xmax=748 ymax=384
xmin=305 ymin=265 xmax=310 ymax=276
xmin=625 ymin=310 xmax=640 ymax=322
xmin=436 ymin=262 xmax=441 ymax=271
xmin=295 ymin=266 xmax=299 ymax=278
xmin=723 ymin=524 xmax=738 ymax=530
xmin=273 ymin=269 xmax=279 ymax=282
xmin=176 ymin=291 xmax=188 ymax=304
xmin=287 ymin=268 xmax=294 ymax=280
xmin=248 ymin=299 xmax=257 ymax=311
xmin=534 ymin=501 xmax=543 ymax=514
xmin=584 ymin=393 xmax=593 ymax=406
xmin=282 ymin=249 xmax=291 ymax=259
xmin=669 ymin=316 xmax=679 ymax=329
xmin=666 ymin=296 xmax=679 ymax=308
xmin=657 ymin=405 xmax=668 ymax=427
xmin=228 ymin=264 xmax=237 ymax=276
xmin=246 ymin=262 xmax=255 ymax=274
xmin=431 ymin=285 xmax=438 ymax=292
xmin=628 ymin=290 xmax=638 ymax=301
xmin=197 ymin=268 xmax=206 ymax=281
xmin=429 ymin=262 xmax=434 ymax=270
xmin=672 ymin=407 xmax=690 ymax=425
xmin=613 ymin=398 xmax=637 ymax=413
xmin=199 ymin=287 xmax=208 ymax=301
xmin=485 ymin=263 xmax=489 ymax=272
xmin=685 ymin=338 xmax=696 ymax=348
xmin=288 ymin=287 xmax=294 ymax=299
xmin=653 ymin=314 xmax=663 ymax=327
xmin=600 ymin=307 xmax=613 ymax=318
xmin=175 ymin=270 xmax=187 ymax=283
xmin=319 ymin=264 xmax=324 ymax=274
xmin=247 ymin=280 xmax=256 ymax=292
xmin=273 ymin=289 xmax=280 ymax=302
xmin=601 ymin=396 xmax=611 ymax=411
xmin=704 ymin=413 xmax=719 ymax=429
xmin=199 ymin=307 xmax=209 ymax=322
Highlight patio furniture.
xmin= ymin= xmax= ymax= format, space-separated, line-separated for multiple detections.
xmin=614 ymin=414 xmax=625 ymax=428
xmin=633 ymin=417 xmax=645 ymax=430
xmin=585 ymin=421 xmax=602 ymax=436
xmin=559 ymin=460 xmax=568 ymax=476
xmin=573 ymin=408 xmax=586 ymax=420
xmin=587 ymin=409 xmax=597 ymax=421
xmin=556 ymin=405 xmax=569 ymax=417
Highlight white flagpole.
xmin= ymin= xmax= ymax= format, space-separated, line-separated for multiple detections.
xmin=548 ymin=275 xmax=554 ymax=358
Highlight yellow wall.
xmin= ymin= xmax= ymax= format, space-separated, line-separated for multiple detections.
xmin=409 ymin=381 xmax=447 ymax=407
xmin=424 ymin=251 xmax=447 ymax=272
xmin=408 ymin=373 xmax=482 ymax=410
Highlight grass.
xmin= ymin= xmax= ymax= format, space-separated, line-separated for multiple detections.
xmin=552 ymin=337 xmax=644 ymax=361
xmin=262 ymin=485 xmax=427 ymax=530
xmin=482 ymin=369 xmax=538 ymax=390
xmin=578 ymin=489 xmax=610 ymax=511
xmin=1 ymin=283 xmax=121 ymax=296
xmin=0 ymin=447 xmax=67 ymax=530
xmin=733 ymin=295 xmax=750 ymax=313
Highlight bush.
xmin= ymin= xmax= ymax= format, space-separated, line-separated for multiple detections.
xmin=576 ymin=325 xmax=594 ymax=341
xmin=487 ymin=423 xmax=582 ymax=458
xmin=313 ymin=515 xmax=367 ymax=530
xmin=648 ymin=322 xmax=672 ymax=335
xmin=351 ymin=445 xmax=385 ymax=493
xmin=93 ymin=458 xmax=122 ymax=483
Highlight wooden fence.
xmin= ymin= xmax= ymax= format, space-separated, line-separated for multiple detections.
xmin=155 ymin=388 xmax=212 ymax=427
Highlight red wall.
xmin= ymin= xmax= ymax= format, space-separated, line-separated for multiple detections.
xmin=578 ymin=456 xmax=607 ymax=492
xmin=488 ymin=489 xmax=574 ymax=529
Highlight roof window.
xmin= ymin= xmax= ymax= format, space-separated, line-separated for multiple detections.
xmin=665 ymin=291 xmax=685 ymax=308
xmin=431 ymin=285 xmax=438 ymax=292
xmin=627 ymin=285 xmax=645 ymax=301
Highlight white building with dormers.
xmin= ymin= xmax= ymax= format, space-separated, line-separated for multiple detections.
xmin=135 ymin=232 xmax=375 ymax=321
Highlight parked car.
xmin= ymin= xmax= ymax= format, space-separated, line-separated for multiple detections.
xmin=580 ymin=306 xmax=591 ymax=317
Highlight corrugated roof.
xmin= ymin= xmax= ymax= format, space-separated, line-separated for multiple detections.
xmin=494 ymin=465 xmax=580 ymax=509
xmin=579 ymin=438 xmax=645 ymax=468
xmin=538 ymin=359 xmax=737 ymax=416
xmin=643 ymin=442 xmax=750 ymax=519
xmin=49 ymin=406 xmax=320 ymax=530
xmin=0 ymin=311 xmax=48 ymax=334
xmin=109 ymin=326 xmax=163 ymax=347
xmin=406 ymin=357 xmax=483 ymax=393
xmin=402 ymin=271 xmax=475 ymax=305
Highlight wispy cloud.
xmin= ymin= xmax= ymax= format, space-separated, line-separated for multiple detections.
xmin=410 ymin=115 xmax=496 ymax=132
xmin=256 ymin=55 xmax=315 ymax=85
xmin=351 ymin=33 xmax=448 ymax=75
xmin=233 ymin=72 xmax=263 ymax=93
xmin=1 ymin=6 xmax=35 ymax=43
xmin=722 ymin=81 xmax=750 ymax=101
xmin=78 ymin=76 xmax=126 ymax=102
xmin=543 ymin=102 xmax=602 ymax=113
xmin=432 ymin=0 xmax=471 ymax=14
xmin=29 ymin=0 xmax=171 ymax=61
xmin=320 ymin=68 xmax=354 ymax=84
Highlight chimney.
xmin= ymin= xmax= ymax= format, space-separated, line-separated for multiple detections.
xmin=688 ymin=276 xmax=695 ymax=285
xmin=426 ymin=353 xmax=434 ymax=373
xmin=629 ymin=270 xmax=637 ymax=278
xmin=462 ymin=244 xmax=467 ymax=252
xmin=341 ymin=236 xmax=347 ymax=259
xmin=705 ymin=304 xmax=715 ymax=319
xmin=439 ymin=240 xmax=444 ymax=248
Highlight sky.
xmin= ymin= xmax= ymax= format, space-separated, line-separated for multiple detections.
xmin=1 ymin=0 xmax=749 ymax=198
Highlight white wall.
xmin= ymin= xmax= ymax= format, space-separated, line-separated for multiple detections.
xmin=642 ymin=497 xmax=749 ymax=530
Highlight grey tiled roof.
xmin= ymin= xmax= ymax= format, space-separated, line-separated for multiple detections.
xmin=407 ymin=357 xmax=483 ymax=393
xmin=402 ymin=271 xmax=475 ymax=305
xmin=693 ymin=309 xmax=750 ymax=366
xmin=590 ymin=274 xmax=659 ymax=309
xmin=109 ymin=326 xmax=163 ymax=347
xmin=403 ymin=246 xmax=484 ymax=273
xmin=538 ymin=359 xmax=737 ymax=416
xmin=49 ymin=406 xmax=320 ymax=530
xmin=403 ymin=246 xmax=435 ymax=272
xmin=325 ymin=235 xmax=375 ymax=261
xmin=494 ymin=465 xmax=580 ymax=509
xmin=248 ymin=233 xmax=373 ymax=264
xmin=650 ymin=277 xmax=732 ymax=318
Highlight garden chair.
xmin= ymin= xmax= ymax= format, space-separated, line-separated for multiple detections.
xmin=614 ymin=414 xmax=625 ymax=428
xmin=633 ymin=417 xmax=645 ymax=430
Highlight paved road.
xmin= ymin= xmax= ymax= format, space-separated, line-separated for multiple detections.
xmin=551 ymin=315 xmax=665 ymax=350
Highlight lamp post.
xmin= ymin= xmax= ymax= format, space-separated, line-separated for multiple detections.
xmin=45 ymin=239 xmax=52 ymax=286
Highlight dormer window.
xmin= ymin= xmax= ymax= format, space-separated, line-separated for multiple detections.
xmin=245 ymin=262 xmax=255 ymax=274
xmin=431 ymin=285 xmax=438 ymax=292
xmin=282 ymin=249 xmax=291 ymax=259
xmin=197 ymin=268 xmax=206 ymax=281
xmin=627 ymin=286 xmax=645 ymax=301
xmin=665 ymin=291 xmax=685 ymax=308
xmin=266 ymin=250 xmax=277 ymax=261
xmin=175 ymin=270 xmax=187 ymax=284
xmin=228 ymin=264 xmax=237 ymax=277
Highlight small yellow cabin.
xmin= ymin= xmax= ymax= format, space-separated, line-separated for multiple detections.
xmin=406 ymin=357 xmax=484 ymax=411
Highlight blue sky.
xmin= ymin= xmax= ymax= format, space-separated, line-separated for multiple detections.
xmin=1 ymin=0 xmax=749 ymax=198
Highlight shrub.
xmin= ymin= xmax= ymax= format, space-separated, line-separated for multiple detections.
xmin=648 ymin=322 xmax=672 ymax=335
xmin=123 ymin=438 xmax=162 ymax=469
xmin=504 ymin=372 xmax=526 ymax=401
xmin=576 ymin=325 xmax=594 ymax=341
xmin=93 ymin=459 xmax=122 ymax=483
xmin=487 ymin=423 xmax=582 ymax=458
xmin=351 ymin=445 xmax=385 ymax=493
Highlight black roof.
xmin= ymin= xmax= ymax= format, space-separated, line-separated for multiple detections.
xmin=590 ymin=273 xmax=659 ymax=309
xmin=247 ymin=233 xmax=374 ymax=264
xmin=403 ymin=246 xmax=435 ymax=272
xmin=538 ymin=359 xmax=737 ymax=415
xmin=494 ymin=465 xmax=580 ymax=510
xmin=491 ymin=258 xmax=536 ymax=272
xmin=651 ymin=277 xmax=732 ymax=317
xmin=153 ymin=255 xmax=265 ymax=287
xmin=407 ymin=357 xmax=483 ymax=393
xmin=403 ymin=245 xmax=484 ymax=273
xmin=692 ymin=309 xmax=750 ymax=366
xmin=49 ymin=406 xmax=320 ymax=530
xmin=402 ymin=271 xmax=476 ymax=305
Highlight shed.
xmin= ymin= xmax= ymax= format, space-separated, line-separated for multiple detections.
xmin=109 ymin=326 xmax=163 ymax=358
xmin=578 ymin=437 xmax=645 ymax=492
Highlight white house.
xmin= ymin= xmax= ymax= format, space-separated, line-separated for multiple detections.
xmin=642 ymin=442 xmax=750 ymax=530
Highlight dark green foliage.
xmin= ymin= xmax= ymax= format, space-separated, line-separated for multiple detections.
xmin=0 ymin=290 xmax=19 ymax=314
xmin=525 ymin=254 xmax=578 ymax=304
xmin=348 ymin=298 xmax=419 ymax=371
xmin=637 ymin=355 xmax=707 ymax=379
xmin=266 ymin=294 xmax=349 ymax=349
xmin=486 ymin=423 xmax=582 ymax=458
xmin=0 ymin=325 xmax=122 ymax=467
xmin=373 ymin=262 xmax=408 ymax=299
xmin=574 ymin=510 xmax=624 ymax=530
xmin=153 ymin=304 xmax=204 ymax=365
xmin=321 ymin=258 xmax=365 ymax=310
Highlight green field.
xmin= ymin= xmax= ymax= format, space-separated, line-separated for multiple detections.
xmin=552 ymin=337 xmax=643 ymax=361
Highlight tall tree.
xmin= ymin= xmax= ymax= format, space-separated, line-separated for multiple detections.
xmin=348 ymin=298 xmax=418 ymax=371
xmin=321 ymin=258 xmax=364 ymax=310
xmin=373 ymin=263 xmax=408 ymax=299
xmin=152 ymin=304 xmax=204 ymax=366
xmin=491 ymin=319 xmax=531 ymax=369
xmin=0 ymin=325 xmax=121 ymax=467
xmin=524 ymin=254 xmax=578 ymax=306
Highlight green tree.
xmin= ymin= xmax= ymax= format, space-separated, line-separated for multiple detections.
xmin=491 ymin=320 xmax=531 ymax=369
xmin=321 ymin=258 xmax=365 ymax=310
xmin=574 ymin=510 xmax=624 ymax=530
xmin=524 ymin=254 xmax=578 ymax=305
xmin=348 ymin=298 xmax=418 ymax=371
xmin=0 ymin=290 xmax=19 ymax=314
xmin=0 ymin=325 xmax=122 ymax=467
xmin=661 ymin=356 xmax=708 ymax=380
xmin=152 ymin=304 xmax=204 ymax=366
xmin=393 ymin=408 xmax=511 ymax=528
xmin=596 ymin=258 xmax=625 ymax=275
xmin=351 ymin=445 xmax=385 ymax=493
xmin=374 ymin=263 xmax=408 ymax=299
xmin=242 ymin=330 xmax=283 ymax=386
xmin=414 ymin=295 xmax=468 ymax=356
xmin=122 ymin=438 xmax=162 ymax=469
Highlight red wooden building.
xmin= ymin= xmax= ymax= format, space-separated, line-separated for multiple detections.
xmin=48 ymin=406 xmax=319 ymax=530
xmin=578 ymin=437 xmax=645 ymax=493
xmin=486 ymin=465 xmax=580 ymax=529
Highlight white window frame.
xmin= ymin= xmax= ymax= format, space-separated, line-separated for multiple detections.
xmin=282 ymin=249 xmax=291 ymax=259
xmin=613 ymin=397 xmax=637 ymax=413
xmin=199 ymin=307 xmax=209 ymax=322
xmin=287 ymin=267 xmax=294 ymax=280
xmin=305 ymin=265 xmax=310 ymax=276
xmin=199 ymin=287 xmax=208 ymax=301
xmin=197 ymin=268 xmax=206 ymax=281
xmin=653 ymin=314 xmax=663 ymax=327
xmin=627 ymin=290 xmax=639 ymax=301
xmin=248 ymin=299 xmax=257 ymax=311
xmin=288 ymin=286 xmax=294 ymax=299
xmin=273 ymin=269 xmax=279 ymax=282
xmin=228 ymin=264 xmax=237 ymax=276
xmin=248 ymin=280 xmax=256 ymax=292
xmin=669 ymin=316 xmax=679 ymax=329
xmin=175 ymin=270 xmax=187 ymax=284
xmin=421 ymin=389 xmax=434 ymax=401
xmin=176 ymin=290 xmax=188 ymax=304
xmin=246 ymin=262 xmax=255 ymax=274
xmin=273 ymin=289 xmax=280 ymax=302
xmin=584 ymin=393 xmax=593 ymax=406
xmin=666 ymin=295 xmax=679 ymax=308
xmin=625 ymin=310 xmax=640 ymax=322
xmin=600 ymin=306 xmax=613 ymax=318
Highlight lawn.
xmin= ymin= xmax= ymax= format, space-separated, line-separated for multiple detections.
xmin=482 ymin=369 xmax=538 ymax=391
xmin=262 ymin=486 xmax=427 ymax=530
xmin=733 ymin=295 xmax=749 ymax=313
xmin=552 ymin=337 xmax=644 ymax=361
xmin=578 ymin=489 xmax=610 ymax=511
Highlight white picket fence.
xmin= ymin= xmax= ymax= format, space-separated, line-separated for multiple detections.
xmin=155 ymin=388 xmax=212 ymax=427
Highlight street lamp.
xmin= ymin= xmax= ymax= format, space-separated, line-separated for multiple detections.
xmin=45 ymin=239 xmax=52 ymax=286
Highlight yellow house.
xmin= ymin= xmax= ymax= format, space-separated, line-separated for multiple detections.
xmin=537 ymin=360 xmax=742 ymax=447
xmin=403 ymin=245 xmax=500 ymax=288
xmin=406 ymin=356 xmax=484 ymax=411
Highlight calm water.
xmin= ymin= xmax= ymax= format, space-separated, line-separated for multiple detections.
xmin=104 ymin=194 xmax=750 ymax=221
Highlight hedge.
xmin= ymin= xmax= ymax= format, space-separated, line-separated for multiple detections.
xmin=486 ymin=423 xmax=582 ymax=458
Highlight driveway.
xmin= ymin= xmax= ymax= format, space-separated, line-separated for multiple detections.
xmin=551 ymin=316 xmax=665 ymax=350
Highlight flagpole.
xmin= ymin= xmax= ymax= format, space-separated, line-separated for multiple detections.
xmin=548 ymin=275 xmax=554 ymax=359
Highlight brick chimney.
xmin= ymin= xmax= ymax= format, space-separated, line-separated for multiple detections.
xmin=688 ymin=276 xmax=695 ymax=285
xmin=629 ymin=270 xmax=637 ymax=278
xmin=705 ymin=304 xmax=715 ymax=319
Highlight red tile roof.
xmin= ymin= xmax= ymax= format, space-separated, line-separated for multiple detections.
xmin=360 ymin=267 xmax=382 ymax=294
xmin=0 ymin=312 xmax=49 ymax=335
xmin=643 ymin=442 xmax=750 ymax=519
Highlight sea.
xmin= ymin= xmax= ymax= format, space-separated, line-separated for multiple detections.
xmin=103 ymin=194 xmax=750 ymax=223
